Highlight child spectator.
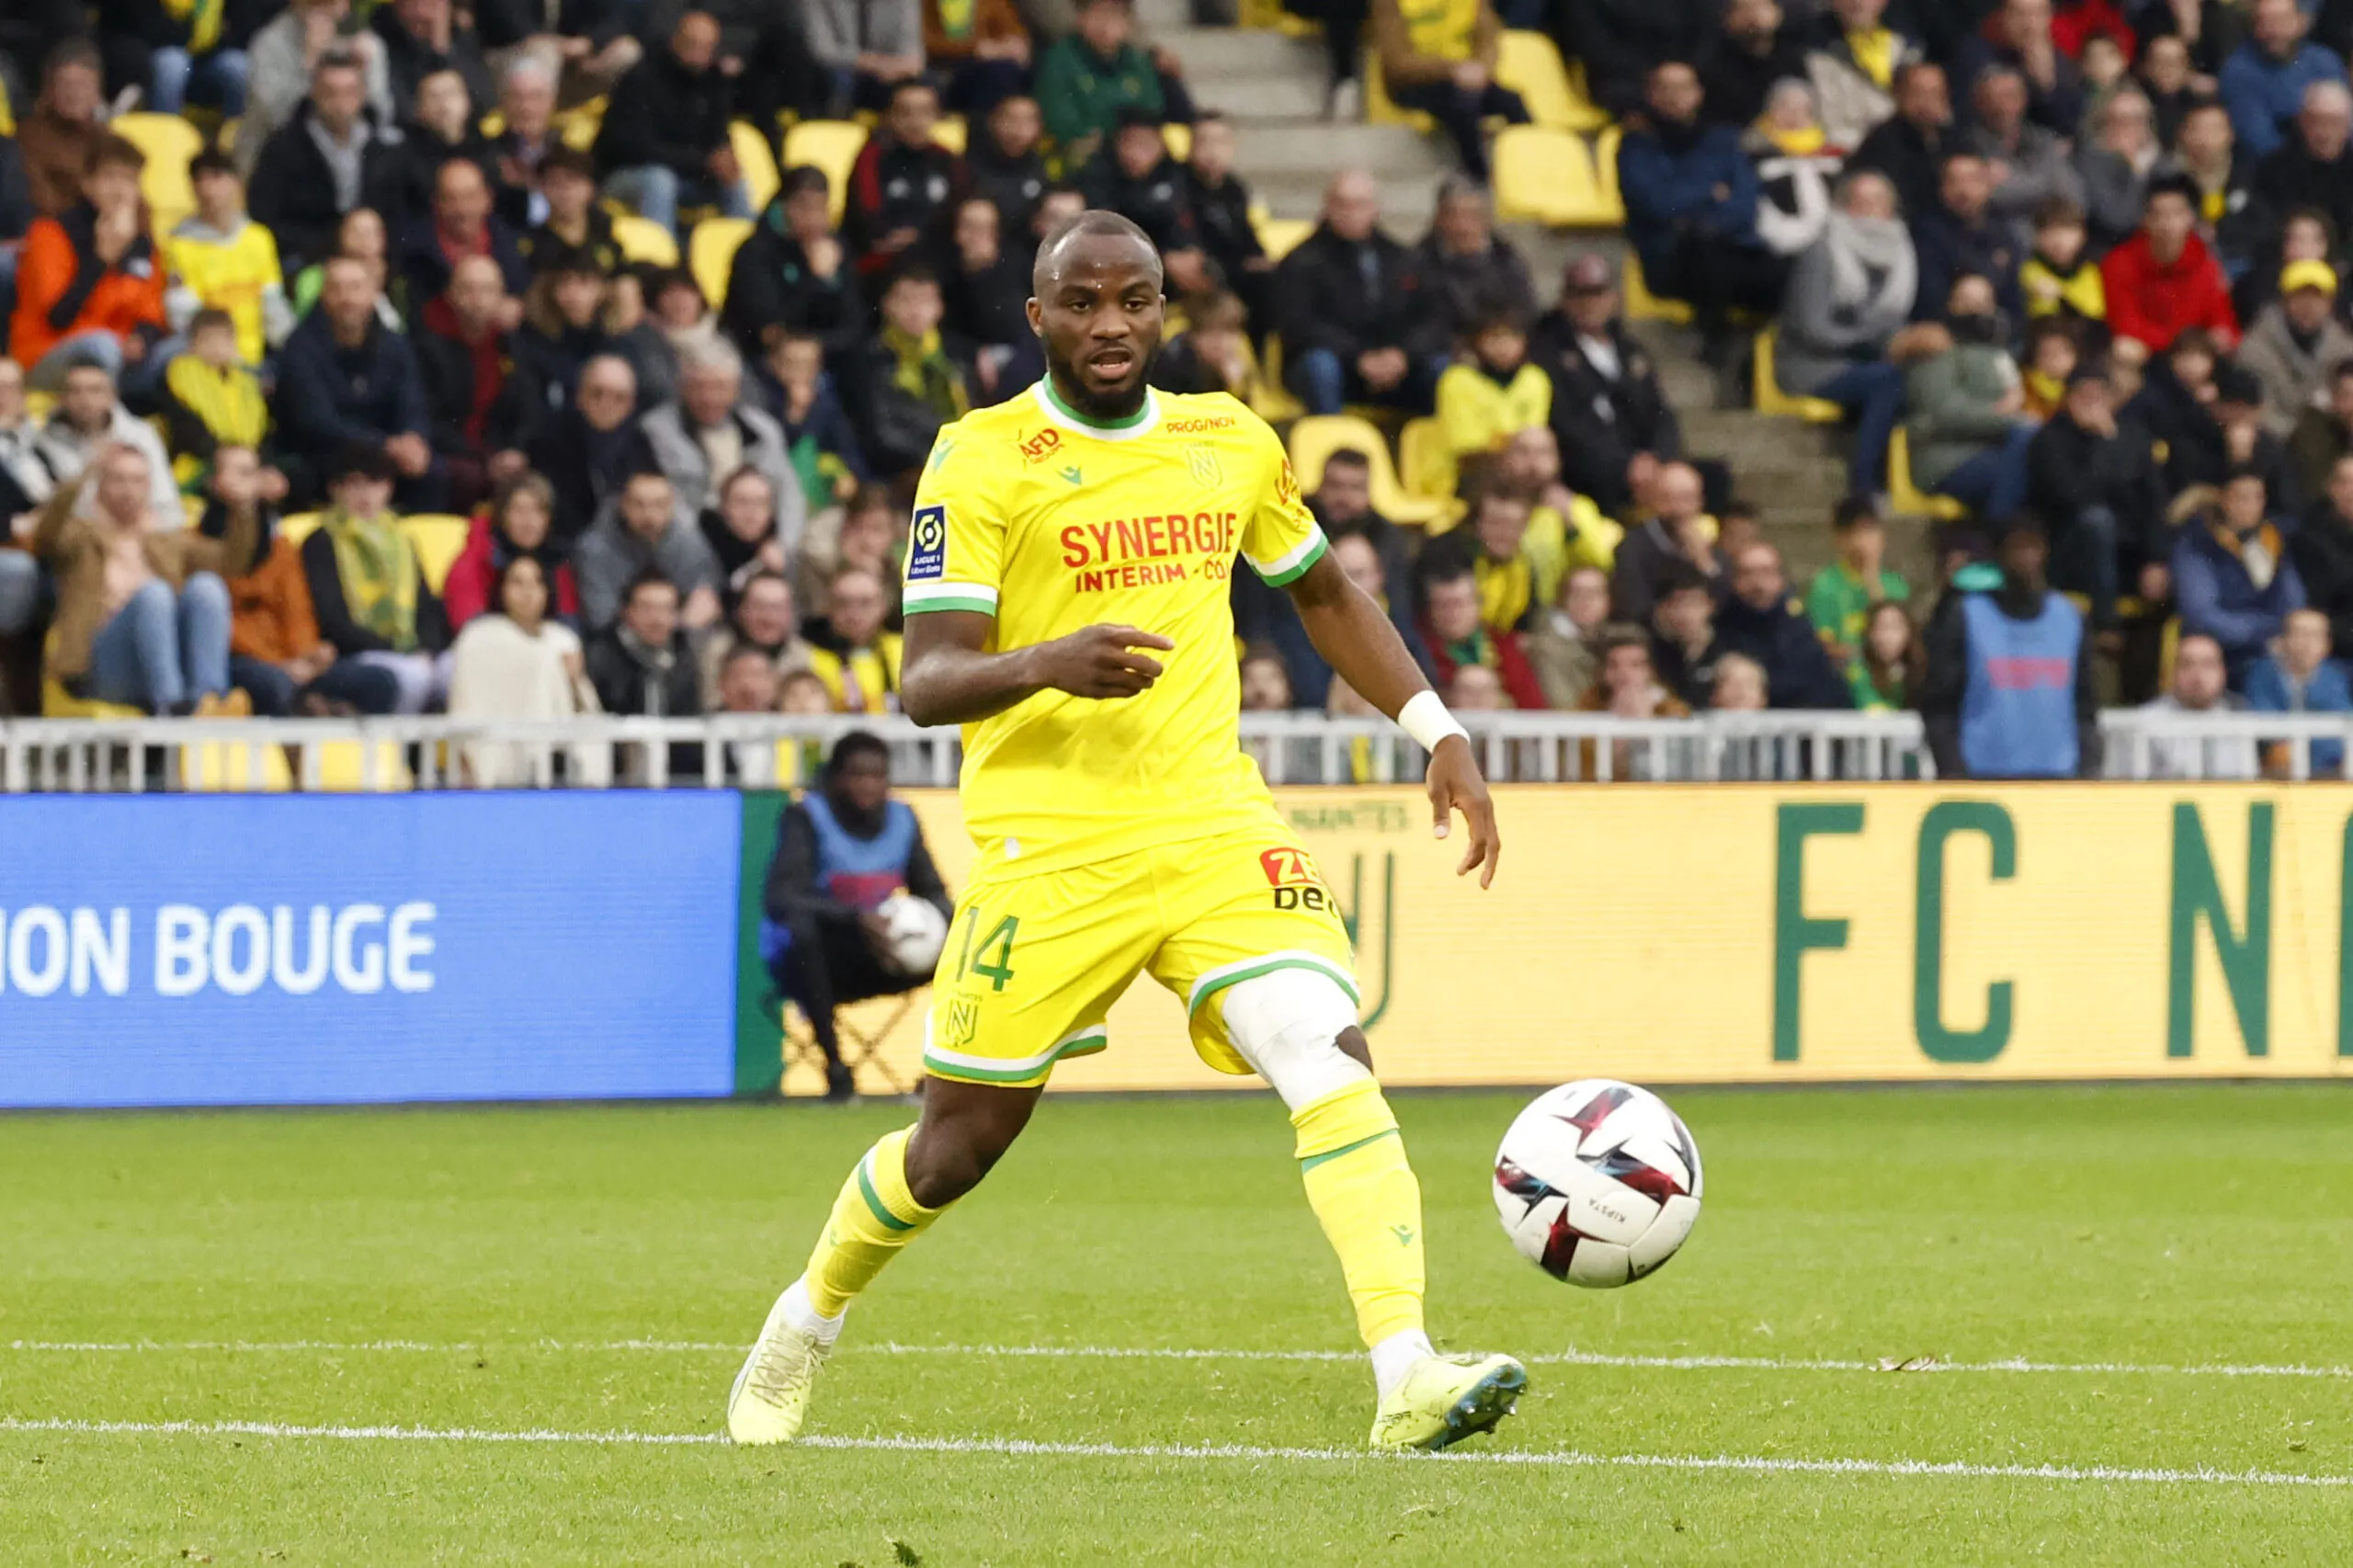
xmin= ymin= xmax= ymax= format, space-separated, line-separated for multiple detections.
xmin=165 ymin=152 xmax=294 ymax=370
xmin=1424 ymin=487 xmax=1540 ymax=632
xmin=2246 ymin=605 xmax=2352 ymax=772
xmin=1035 ymin=0 xmax=1194 ymax=170
xmin=301 ymin=444 xmax=454 ymax=712
xmin=2019 ymin=318 xmax=2080 ymax=417
xmin=1804 ymin=496 xmax=1910 ymax=665
xmin=11 ymin=134 xmax=167 ymax=391
xmin=1435 ymin=312 xmax=1550 ymax=490
xmin=440 ymin=470 xmax=579 ymax=632
xmin=1449 ymin=663 xmax=1507 ymax=710
xmin=159 ymin=309 xmax=274 ymax=495
xmin=517 ymin=147 xmax=622 ymax=279
xmin=200 ymin=443 xmax=400 ymax=717
xmin=1711 ymin=653 xmax=1769 ymax=712
xmin=2019 ymin=198 xmax=2105 ymax=324
xmin=1846 ymin=598 xmax=1920 ymax=712
xmin=34 ymin=441 xmax=255 ymax=715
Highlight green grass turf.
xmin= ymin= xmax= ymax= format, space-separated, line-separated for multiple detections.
xmin=4 ymin=1085 xmax=2352 ymax=1565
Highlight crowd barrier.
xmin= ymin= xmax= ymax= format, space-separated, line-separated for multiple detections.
xmin=6 ymin=781 xmax=2350 ymax=1108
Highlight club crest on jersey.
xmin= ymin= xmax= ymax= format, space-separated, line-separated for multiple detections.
xmin=907 ymin=505 xmax=949 ymax=581
xmin=1185 ymin=443 xmax=1222 ymax=489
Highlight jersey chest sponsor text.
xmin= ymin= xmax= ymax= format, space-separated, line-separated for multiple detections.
xmin=1052 ymin=510 xmax=1239 ymax=593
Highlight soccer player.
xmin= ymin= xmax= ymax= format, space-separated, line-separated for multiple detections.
xmin=726 ymin=211 xmax=1523 ymax=1451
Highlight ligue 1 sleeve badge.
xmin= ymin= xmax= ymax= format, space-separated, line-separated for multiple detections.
xmin=908 ymin=505 xmax=949 ymax=581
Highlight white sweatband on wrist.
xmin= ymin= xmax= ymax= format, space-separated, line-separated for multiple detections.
xmin=1396 ymin=689 xmax=1471 ymax=752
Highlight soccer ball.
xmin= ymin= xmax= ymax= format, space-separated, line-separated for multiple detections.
xmin=1493 ymin=1079 xmax=1703 ymax=1288
xmin=874 ymin=894 xmax=949 ymax=976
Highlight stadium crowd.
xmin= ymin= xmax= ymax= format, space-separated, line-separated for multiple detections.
xmin=3 ymin=0 xmax=2353 ymax=778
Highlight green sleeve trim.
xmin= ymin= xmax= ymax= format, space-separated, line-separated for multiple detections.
xmin=1299 ymin=1128 xmax=1401 ymax=1171
xmin=1252 ymin=532 xmax=1329 ymax=588
xmin=903 ymin=595 xmax=1001 ymax=616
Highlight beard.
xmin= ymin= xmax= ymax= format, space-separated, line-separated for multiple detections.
xmin=1046 ymin=332 xmax=1164 ymax=422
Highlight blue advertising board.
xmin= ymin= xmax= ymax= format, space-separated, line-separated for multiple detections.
xmin=0 ymin=794 xmax=742 ymax=1108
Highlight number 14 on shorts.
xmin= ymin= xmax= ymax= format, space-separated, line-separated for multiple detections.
xmin=952 ymin=911 xmax=1020 ymax=991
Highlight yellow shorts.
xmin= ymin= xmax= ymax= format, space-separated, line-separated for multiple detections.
xmin=921 ymin=823 xmax=1359 ymax=1087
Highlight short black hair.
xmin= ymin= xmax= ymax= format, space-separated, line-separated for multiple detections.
xmin=887 ymin=76 xmax=938 ymax=108
xmin=779 ymin=164 xmax=829 ymax=201
xmin=329 ymin=442 xmax=396 ymax=485
xmin=624 ymin=567 xmax=679 ymax=604
xmin=828 ymin=731 xmax=891 ymax=775
xmin=189 ymin=149 xmax=237 ymax=182
xmin=2145 ymin=172 xmax=2200 ymax=210
xmin=1654 ymin=562 xmax=1713 ymax=600
xmin=1322 ymin=447 xmax=1372 ymax=473
xmin=1833 ymin=495 xmax=1884 ymax=531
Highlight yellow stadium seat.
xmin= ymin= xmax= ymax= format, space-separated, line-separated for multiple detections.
xmin=1362 ymin=52 xmax=1437 ymax=133
xmin=181 ymin=740 xmax=295 ymax=791
xmin=315 ymin=741 xmax=414 ymax=791
xmin=1753 ymin=327 xmax=1842 ymax=423
xmin=278 ymin=510 xmax=324 ymax=547
xmin=690 ymin=216 xmax=754 ymax=310
xmin=732 ymin=119 xmax=781 ymax=211
xmin=1288 ymin=415 xmax=1449 ymax=528
xmin=114 ymin=112 xmax=204 ymax=234
xmin=1162 ymin=121 xmax=1191 ymax=163
xmin=1498 ymin=31 xmax=1608 ymax=132
xmin=1396 ymin=416 xmax=1467 ymax=530
xmin=934 ymin=117 xmax=968 ymax=154
xmin=1255 ymin=215 xmax=1314 ymax=262
xmin=556 ymin=96 xmax=605 ymax=152
xmin=783 ymin=120 xmax=869 ymax=223
xmin=1620 ymin=252 xmax=1692 ymax=324
xmin=398 ymin=514 xmax=471 ymax=596
xmin=1493 ymin=126 xmax=1620 ymax=226
xmin=1252 ymin=335 xmax=1307 ymax=424
xmin=611 ymin=212 xmax=679 ymax=267
xmin=1887 ymin=427 xmax=1970 ymax=521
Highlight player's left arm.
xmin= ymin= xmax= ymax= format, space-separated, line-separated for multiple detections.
xmin=1285 ymin=551 xmax=1502 ymax=887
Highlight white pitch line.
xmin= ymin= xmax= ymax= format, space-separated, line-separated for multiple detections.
xmin=9 ymin=1339 xmax=2350 ymax=1381
xmin=0 ymin=1416 xmax=2343 ymax=1490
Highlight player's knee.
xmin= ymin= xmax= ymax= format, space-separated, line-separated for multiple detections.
xmin=906 ymin=1083 xmax=1038 ymax=1207
xmin=1219 ymin=969 xmax=1370 ymax=1111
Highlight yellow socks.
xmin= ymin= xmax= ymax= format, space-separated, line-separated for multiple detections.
xmin=800 ymin=1127 xmax=949 ymax=1318
xmin=1292 ymin=1078 xmax=1427 ymax=1348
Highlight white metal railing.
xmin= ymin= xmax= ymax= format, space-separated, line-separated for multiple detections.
xmin=0 ymin=711 xmax=1935 ymax=792
xmin=2098 ymin=710 xmax=2353 ymax=781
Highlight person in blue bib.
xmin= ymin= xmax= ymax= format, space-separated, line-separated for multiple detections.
xmin=1920 ymin=515 xmax=2100 ymax=778
xmin=761 ymin=732 xmax=954 ymax=1101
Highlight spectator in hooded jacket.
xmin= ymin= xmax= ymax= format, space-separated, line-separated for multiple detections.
xmin=2219 ymin=0 xmax=2347 ymax=161
xmin=1710 ymin=540 xmax=1852 ymax=708
xmin=721 ymin=168 xmax=865 ymax=367
xmin=844 ymin=77 xmax=966 ymax=280
xmin=2101 ymin=173 xmax=2241 ymax=354
xmin=1368 ymin=0 xmax=1526 ymax=184
xmin=591 ymin=10 xmax=748 ymax=239
xmin=2175 ymin=466 xmax=2308 ymax=683
xmin=1274 ymin=169 xmax=1446 ymax=415
xmin=10 ymin=134 xmax=168 ymax=391
xmin=16 ymin=39 xmax=104 ymax=220
xmin=273 ymin=256 xmax=440 ymax=507
xmin=249 ymin=49 xmax=410 ymax=275
xmin=2027 ymin=358 xmax=2170 ymax=631
xmin=1778 ymin=169 xmax=1917 ymax=495
xmin=1619 ymin=61 xmax=1787 ymax=342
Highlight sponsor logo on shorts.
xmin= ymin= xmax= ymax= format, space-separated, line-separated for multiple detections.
xmin=1261 ymin=846 xmax=1332 ymax=911
xmin=907 ymin=506 xmax=949 ymax=581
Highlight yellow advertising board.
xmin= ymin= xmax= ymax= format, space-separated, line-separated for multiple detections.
xmin=788 ymin=785 xmax=2353 ymax=1095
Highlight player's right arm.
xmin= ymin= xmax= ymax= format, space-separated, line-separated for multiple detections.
xmin=897 ymin=427 xmax=1176 ymax=728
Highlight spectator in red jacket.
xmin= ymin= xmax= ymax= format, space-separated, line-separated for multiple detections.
xmin=11 ymin=134 xmax=169 ymax=391
xmin=843 ymin=77 xmax=965 ymax=278
xmin=441 ymin=469 xmax=580 ymax=631
xmin=1417 ymin=555 xmax=1547 ymax=709
xmin=2100 ymin=173 xmax=2240 ymax=358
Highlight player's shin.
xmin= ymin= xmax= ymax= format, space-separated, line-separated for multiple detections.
xmin=1292 ymin=1077 xmax=1431 ymax=1374
xmin=800 ymin=1125 xmax=951 ymax=1319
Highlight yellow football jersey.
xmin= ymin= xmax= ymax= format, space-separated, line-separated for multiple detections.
xmin=904 ymin=380 xmax=1328 ymax=875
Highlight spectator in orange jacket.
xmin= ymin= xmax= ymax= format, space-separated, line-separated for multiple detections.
xmin=11 ymin=134 xmax=170 ymax=392
xmin=2099 ymin=173 xmax=2240 ymax=357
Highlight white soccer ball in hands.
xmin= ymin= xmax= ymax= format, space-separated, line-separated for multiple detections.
xmin=1493 ymin=1079 xmax=1703 ymax=1288
xmin=874 ymin=894 xmax=949 ymax=976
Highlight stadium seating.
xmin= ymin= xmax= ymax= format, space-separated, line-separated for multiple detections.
xmin=1885 ymin=429 xmax=1969 ymax=521
xmin=1360 ymin=52 xmax=1436 ymax=134
xmin=41 ymin=631 xmax=142 ymax=719
xmin=1251 ymin=336 xmax=1308 ymax=423
xmin=1254 ymin=215 xmax=1314 ymax=262
xmin=1288 ymin=415 xmax=1449 ymax=527
xmin=782 ymin=120 xmax=867 ymax=223
xmin=399 ymin=516 xmax=471 ymax=596
xmin=1493 ymin=127 xmax=1620 ymax=227
xmin=690 ymin=218 xmax=754 ymax=309
xmin=114 ymin=112 xmax=204 ymax=235
xmin=1620 ymin=252 xmax=1692 ymax=324
xmin=732 ymin=120 xmax=781 ymax=211
xmin=611 ymin=213 xmax=680 ymax=267
xmin=1752 ymin=328 xmax=1842 ymax=423
xmin=1396 ymin=417 xmax=1466 ymax=527
xmin=935 ymin=118 xmax=969 ymax=154
xmin=1498 ymin=31 xmax=1608 ymax=133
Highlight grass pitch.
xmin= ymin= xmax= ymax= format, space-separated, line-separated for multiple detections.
xmin=4 ymin=1085 xmax=2351 ymax=1564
